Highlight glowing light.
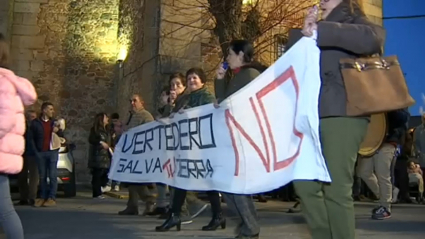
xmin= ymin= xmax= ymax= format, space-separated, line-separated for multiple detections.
xmin=117 ymin=46 xmax=128 ymax=62
xmin=242 ymin=0 xmax=255 ymax=5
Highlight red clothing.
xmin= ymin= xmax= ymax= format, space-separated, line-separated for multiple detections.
xmin=232 ymin=67 xmax=241 ymax=74
xmin=41 ymin=120 xmax=52 ymax=151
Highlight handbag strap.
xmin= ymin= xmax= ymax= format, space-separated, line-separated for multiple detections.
xmin=340 ymin=58 xmax=400 ymax=72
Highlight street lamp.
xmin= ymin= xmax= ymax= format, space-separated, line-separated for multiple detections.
xmin=117 ymin=47 xmax=128 ymax=68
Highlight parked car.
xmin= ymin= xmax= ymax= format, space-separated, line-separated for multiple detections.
xmin=9 ymin=143 xmax=77 ymax=197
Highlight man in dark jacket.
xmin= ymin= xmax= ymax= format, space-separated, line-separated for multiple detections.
xmin=16 ymin=110 xmax=38 ymax=206
xmin=31 ymin=102 xmax=63 ymax=207
xmin=357 ymin=108 xmax=409 ymax=219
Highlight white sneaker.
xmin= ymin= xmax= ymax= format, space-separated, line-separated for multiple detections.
xmin=113 ymin=185 xmax=120 ymax=192
xmin=101 ymin=186 xmax=111 ymax=193
xmin=190 ymin=204 xmax=208 ymax=219
xmin=94 ymin=196 xmax=105 ymax=199
xmin=181 ymin=219 xmax=193 ymax=225
xmin=392 ymin=187 xmax=399 ymax=203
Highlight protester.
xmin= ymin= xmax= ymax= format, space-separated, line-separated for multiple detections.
xmin=357 ymin=109 xmax=409 ymax=219
xmin=16 ymin=110 xmax=38 ymax=206
xmin=88 ymin=113 xmax=112 ymax=199
xmin=0 ymin=32 xmax=37 ymax=239
xmin=118 ymin=94 xmax=157 ymax=216
xmin=31 ymin=102 xmax=64 ymax=207
xmin=413 ymin=113 xmax=425 ymax=195
xmin=149 ymin=85 xmax=173 ymax=218
xmin=157 ymin=86 xmax=170 ymax=116
xmin=286 ymin=0 xmax=385 ymax=238
xmin=394 ymin=130 xmax=414 ymax=203
xmin=151 ymin=73 xmax=209 ymax=222
xmin=155 ymin=68 xmax=224 ymax=232
xmin=107 ymin=112 xmax=120 ymax=192
xmin=215 ymin=40 xmax=264 ymax=239
xmin=159 ymin=72 xmax=187 ymax=118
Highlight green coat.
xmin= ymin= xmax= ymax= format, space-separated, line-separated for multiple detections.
xmin=173 ymin=87 xmax=215 ymax=112
xmin=214 ymin=67 xmax=260 ymax=103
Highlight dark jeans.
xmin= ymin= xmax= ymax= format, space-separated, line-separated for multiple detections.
xmin=0 ymin=174 xmax=24 ymax=239
xmin=36 ymin=150 xmax=59 ymax=200
xmin=171 ymin=188 xmax=221 ymax=216
xmin=352 ymin=175 xmax=362 ymax=197
xmin=91 ymin=168 xmax=109 ymax=197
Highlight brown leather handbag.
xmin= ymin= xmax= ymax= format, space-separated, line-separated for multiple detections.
xmin=340 ymin=55 xmax=415 ymax=116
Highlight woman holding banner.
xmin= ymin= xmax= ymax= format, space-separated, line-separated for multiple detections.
xmin=155 ymin=68 xmax=225 ymax=232
xmin=286 ymin=0 xmax=385 ymax=238
xmin=152 ymin=73 xmax=210 ymax=221
xmin=214 ymin=40 xmax=266 ymax=239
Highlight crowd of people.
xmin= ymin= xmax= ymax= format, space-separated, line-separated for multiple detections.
xmin=1 ymin=0 xmax=423 ymax=239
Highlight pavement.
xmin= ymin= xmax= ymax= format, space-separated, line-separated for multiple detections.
xmin=2 ymin=190 xmax=425 ymax=239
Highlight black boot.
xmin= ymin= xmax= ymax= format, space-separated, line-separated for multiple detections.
xmin=155 ymin=213 xmax=181 ymax=232
xmin=202 ymin=213 xmax=226 ymax=231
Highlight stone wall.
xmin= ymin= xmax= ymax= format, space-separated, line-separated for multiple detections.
xmin=115 ymin=0 xmax=144 ymax=119
xmin=9 ymin=0 xmax=120 ymax=183
xmin=117 ymin=0 xmax=163 ymax=114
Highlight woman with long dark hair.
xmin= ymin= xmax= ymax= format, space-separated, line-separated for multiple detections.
xmin=0 ymin=33 xmax=37 ymax=239
xmin=286 ymin=0 xmax=385 ymax=238
xmin=155 ymin=68 xmax=225 ymax=232
xmin=88 ymin=112 xmax=112 ymax=199
xmin=215 ymin=39 xmax=262 ymax=239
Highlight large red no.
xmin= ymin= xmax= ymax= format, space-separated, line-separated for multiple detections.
xmin=225 ymin=66 xmax=304 ymax=176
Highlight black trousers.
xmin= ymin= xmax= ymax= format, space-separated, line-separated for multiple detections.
xmin=91 ymin=168 xmax=109 ymax=197
xmin=171 ymin=188 xmax=221 ymax=216
xmin=394 ymin=159 xmax=410 ymax=199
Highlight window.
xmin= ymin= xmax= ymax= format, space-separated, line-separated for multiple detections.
xmin=274 ymin=35 xmax=288 ymax=60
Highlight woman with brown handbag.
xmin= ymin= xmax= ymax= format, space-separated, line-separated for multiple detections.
xmin=286 ymin=0 xmax=385 ymax=239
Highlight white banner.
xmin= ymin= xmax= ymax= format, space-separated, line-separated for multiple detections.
xmin=109 ymin=36 xmax=331 ymax=194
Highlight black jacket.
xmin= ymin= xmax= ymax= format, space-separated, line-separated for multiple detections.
xmin=30 ymin=118 xmax=64 ymax=153
xmin=23 ymin=121 xmax=35 ymax=156
xmin=88 ymin=127 xmax=112 ymax=169
xmin=386 ymin=108 xmax=409 ymax=145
